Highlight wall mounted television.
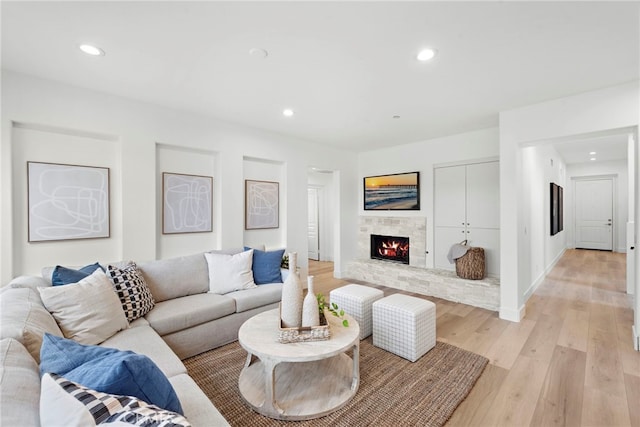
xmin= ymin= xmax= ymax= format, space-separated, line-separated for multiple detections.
xmin=364 ymin=171 xmax=420 ymax=211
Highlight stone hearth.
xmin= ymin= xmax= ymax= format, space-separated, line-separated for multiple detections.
xmin=347 ymin=216 xmax=500 ymax=311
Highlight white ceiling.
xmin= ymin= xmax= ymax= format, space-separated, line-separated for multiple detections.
xmin=554 ymin=133 xmax=630 ymax=165
xmin=2 ymin=1 xmax=638 ymax=152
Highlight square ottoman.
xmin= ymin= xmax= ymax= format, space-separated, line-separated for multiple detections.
xmin=330 ymin=284 xmax=384 ymax=339
xmin=372 ymin=294 xmax=436 ymax=362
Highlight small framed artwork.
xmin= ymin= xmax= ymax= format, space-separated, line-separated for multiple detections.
xmin=245 ymin=180 xmax=279 ymax=229
xmin=162 ymin=172 xmax=213 ymax=234
xmin=27 ymin=161 xmax=110 ymax=242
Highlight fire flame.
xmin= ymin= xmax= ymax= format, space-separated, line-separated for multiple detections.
xmin=377 ymin=240 xmax=409 ymax=258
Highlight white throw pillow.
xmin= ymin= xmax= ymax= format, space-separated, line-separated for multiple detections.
xmin=38 ymin=269 xmax=128 ymax=345
xmin=204 ymin=250 xmax=257 ymax=294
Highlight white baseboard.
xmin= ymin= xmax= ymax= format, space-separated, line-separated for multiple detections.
xmin=499 ymin=305 xmax=525 ymax=322
xmin=633 ymin=325 xmax=640 ymax=351
xmin=523 ymin=248 xmax=566 ymax=301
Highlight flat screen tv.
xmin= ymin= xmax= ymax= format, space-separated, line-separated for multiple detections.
xmin=364 ymin=171 xmax=420 ymax=211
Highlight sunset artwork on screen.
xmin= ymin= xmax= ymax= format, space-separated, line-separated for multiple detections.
xmin=364 ymin=172 xmax=420 ymax=210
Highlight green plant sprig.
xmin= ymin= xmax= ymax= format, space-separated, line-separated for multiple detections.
xmin=316 ymin=294 xmax=349 ymax=327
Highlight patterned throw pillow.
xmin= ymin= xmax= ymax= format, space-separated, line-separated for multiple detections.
xmin=41 ymin=373 xmax=191 ymax=427
xmin=107 ymin=263 xmax=155 ymax=322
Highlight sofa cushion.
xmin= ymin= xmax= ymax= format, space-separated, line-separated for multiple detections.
xmin=7 ymin=275 xmax=52 ymax=293
xmin=40 ymin=334 xmax=183 ymax=414
xmin=51 ymin=262 xmax=104 ymax=286
xmin=0 ymin=338 xmax=41 ymax=427
xmin=227 ymin=283 xmax=283 ymax=313
xmin=40 ymin=373 xmax=191 ymax=427
xmin=100 ymin=324 xmax=186 ymax=378
xmin=0 ymin=287 xmax=63 ymax=363
xmin=145 ymin=293 xmax=236 ymax=336
xmin=107 ymin=263 xmax=155 ymax=322
xmin=245 ymin=247 xmax=285 ymax=284
xmin=138 ymin=253 xmax=209 ymax=302
xmin=38 ymin=269 xmax=129 ymax=345
xmin=205 ymin=250 xmax=257 ymax=294
xmin=169 ymin=374 xmax=229 ymax=427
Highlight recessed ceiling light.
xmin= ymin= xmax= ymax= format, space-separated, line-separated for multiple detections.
xmin=589 ymin=151 xmax=596 ymax=155
xmin=79 ymin=44 xmax=105 ymax=56
xmin=417 ymin=48 xmax=437 ymax=62
xmin=590 ymin=157 xmax=596 ymax=161
xmin=283 ymin=109 xmax=294 ymax=117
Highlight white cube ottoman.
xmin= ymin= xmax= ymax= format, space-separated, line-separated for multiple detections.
xmin=372 ymin=294 xmax=436 ymax=362
xmin=330 ymin=284 xmax=384 ymax=339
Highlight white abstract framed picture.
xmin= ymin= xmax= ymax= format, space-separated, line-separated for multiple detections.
xmin=162 ymin=172 xmax=213 ymax=234
xmin=245 ymin=180 xmax=279 ymax=230
xmin=27 ymin=161 xmax=110 ymax=242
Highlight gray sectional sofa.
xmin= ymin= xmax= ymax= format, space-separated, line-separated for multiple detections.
xmin=0 ymin=249 xmax=285 ymax=426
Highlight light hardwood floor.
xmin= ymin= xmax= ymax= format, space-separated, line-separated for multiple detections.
xmin=309 ymin=249 xmax=639 ymax=427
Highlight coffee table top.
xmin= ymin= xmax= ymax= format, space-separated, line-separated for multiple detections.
xmin=238 ymin=308 xmax=360 ymax=362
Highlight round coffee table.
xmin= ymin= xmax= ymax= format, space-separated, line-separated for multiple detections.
xmin=238 ymin=308 xmax=360 ymax=420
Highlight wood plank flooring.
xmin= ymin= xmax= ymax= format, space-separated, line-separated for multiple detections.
xmin=308 ymin=249 xmax=639 ymax=427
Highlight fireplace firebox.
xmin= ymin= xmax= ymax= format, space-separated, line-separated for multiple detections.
xmin=370 ymin=234 xmax=409 ymax=264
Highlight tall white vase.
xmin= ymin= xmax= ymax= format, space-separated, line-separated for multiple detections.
xmin=280 ymin=252 xmax=303 ymax=328
xmin=302 ymin=276 xmax=320 ymax=327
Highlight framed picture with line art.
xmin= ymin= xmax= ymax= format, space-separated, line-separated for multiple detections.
xmin=27 ymin=161 xmax=110 ymax=242
xmin=162 ymin=172 xmax=213 ymax=234
xmin=245 ymin=180 xmax=279 ymax=229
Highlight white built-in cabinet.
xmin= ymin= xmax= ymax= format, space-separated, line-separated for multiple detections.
xmin=434 ymin=161 xmax=500 ymax=277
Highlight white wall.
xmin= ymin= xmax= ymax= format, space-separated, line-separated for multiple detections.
xmin=242 ymin=157 xmax=286 ymax=250
xmin=521 ymin=144 xmax=567 ymax=300
xmin=499 ymin=80 xmax=639 ymax=321
xmin=566 ymin=160 xmax=628 ymax=253
xmin=357 ymin=127 xmax=499 ymax=268
xmin=156 ymin=144 xmax=217 ymax=259
xmin=0 ymin=71 xmax=359 ymax=281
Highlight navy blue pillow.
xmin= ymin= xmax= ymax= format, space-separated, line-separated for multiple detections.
xmin=51 ymin=262 xmax=104 ymax=286
xmin=244 ymin=247 xmax=285 ymax=285
xmin=39 ymin=333 xmax=183 ymax=415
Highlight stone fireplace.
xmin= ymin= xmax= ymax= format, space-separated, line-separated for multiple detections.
xmin=348 ymin=215 xmax=499 ymax=312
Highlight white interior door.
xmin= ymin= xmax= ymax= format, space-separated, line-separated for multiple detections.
xmin=466 ymin=161 xmax=500 ymax=229
xmin=575 ymin=179 xmax=613 ymax=250
xmin=307 ymin=187 xmax=319 ymax=261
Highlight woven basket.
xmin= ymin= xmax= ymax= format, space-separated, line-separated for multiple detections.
xmin=455 ymin=246 xmax=485 ymax=280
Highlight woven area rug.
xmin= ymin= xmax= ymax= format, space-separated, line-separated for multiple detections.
xmin=184 ymin=337 xmax=487 ymax=426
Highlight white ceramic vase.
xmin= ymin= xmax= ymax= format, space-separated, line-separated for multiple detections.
xmin=280 ymin=252 xmax=303 ymax=328
xmin=301 ymin=276 xmax=320 ymax=327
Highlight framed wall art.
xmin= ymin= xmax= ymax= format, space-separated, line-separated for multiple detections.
xmin=27 ymin=161 xmax=110 ymax=242
xmin=245 ymin=179 xmax=279 ymax=229
xmin=550 ymin=182 xmax=563 ymax=236
xmin=364 ymin=171 xmax=420 ymax=211
xmin=162 ymin=172 xmax=213 ymax=234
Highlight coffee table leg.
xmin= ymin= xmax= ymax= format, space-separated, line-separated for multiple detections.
xmin=244 ymin=352 xmax=253 ymax=368
xmin=351 ymin=343 xmax=360 ymax=391
xmin=262 ymin=359 xmax=284 ymax=416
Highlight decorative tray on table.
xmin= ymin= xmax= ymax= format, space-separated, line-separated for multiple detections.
xmin=277 ymin=305 xmax=331 ymax=344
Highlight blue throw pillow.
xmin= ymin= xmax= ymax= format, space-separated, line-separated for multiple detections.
xmin=39 ymin=333 xmax=183 ymax=415
xmin=245 ymin=247 xmax=285 ymax=285
xmin=51 ymin=262 xmax=104 ymax=286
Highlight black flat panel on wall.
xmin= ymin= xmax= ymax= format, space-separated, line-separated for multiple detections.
xmin=550 ymin=182 xmax=563 ymax=236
